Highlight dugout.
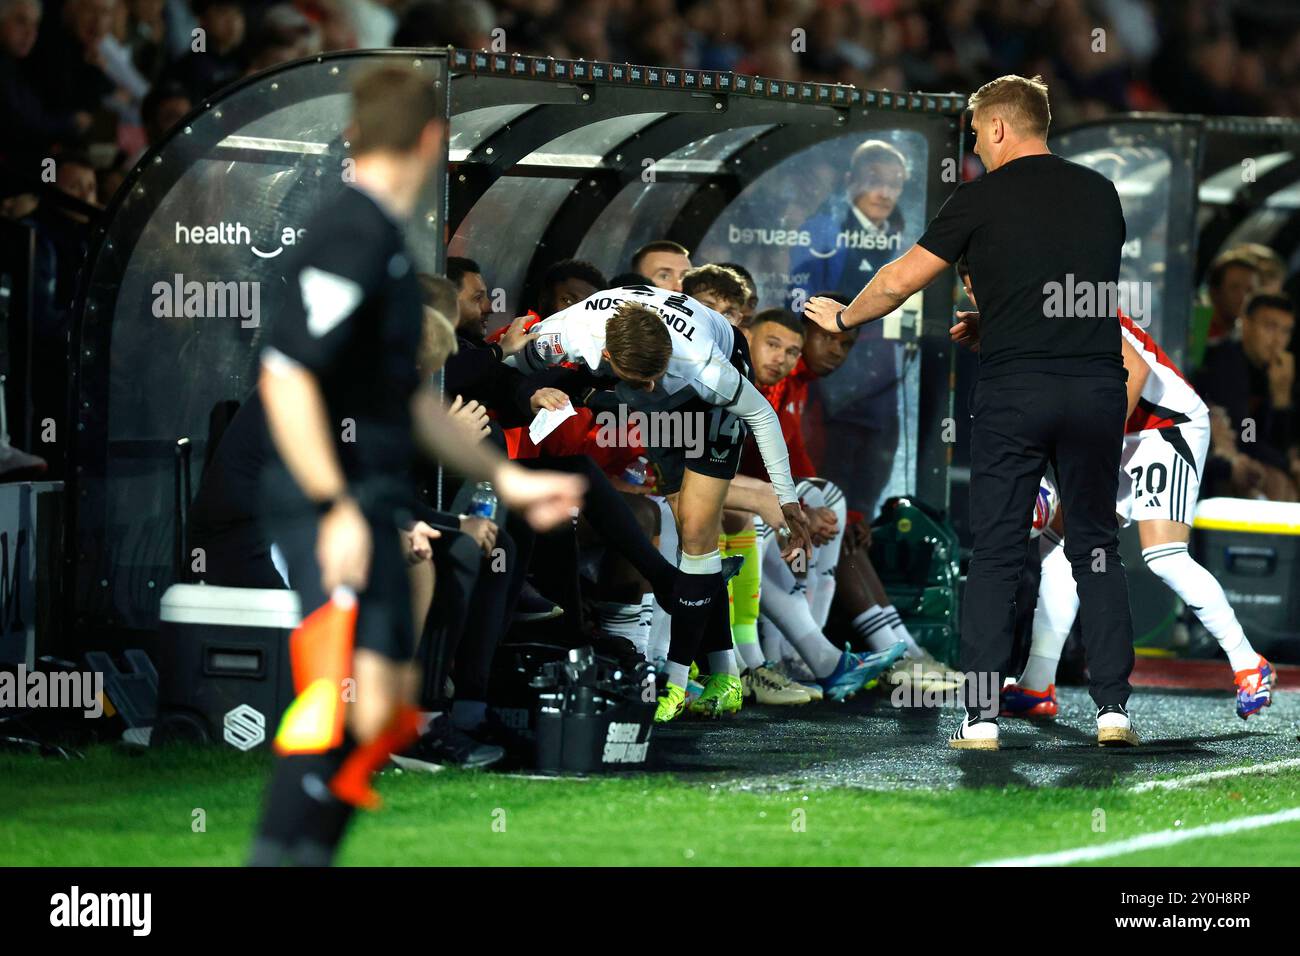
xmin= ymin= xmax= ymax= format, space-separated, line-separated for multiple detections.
xmin=64 ymin=49 xmax=966 ymax=651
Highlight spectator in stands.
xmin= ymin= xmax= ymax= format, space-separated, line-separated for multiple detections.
xmin=123 ymin=0 xmax=168 ymax=83
xmin=1196 ymin=293 xmax=1298 ymax=501
xmin=392 ymin=0 xmax=493 ymax=49
xmin=630 ymin=239 xmax=690 ymax=292
xmin=241 ymin=4 xmax=319 ymax=75
xmin=0 ymin=0 xmax=93 ymax=160
xmin=159 ymin=0 xmax=244 ymax=97
xmin=29 ymin=0 xmax=129 ymax=132
xmin=1203 ymin=251 xmax=1259 ymax=345
xmin=1234 ymin=242 xmax=1287 ymax=295
xmin=140 ymin=78 xmax=189 ymax=146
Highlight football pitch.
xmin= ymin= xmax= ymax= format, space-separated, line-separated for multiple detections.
xmin=2 ymin=683 xmax=1297 ymax=867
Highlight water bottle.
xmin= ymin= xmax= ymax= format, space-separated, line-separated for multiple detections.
xmin=622 ymin=456 xmax=649 ymax=487
xmin=468 ymin=481 xmax=498 ymax=521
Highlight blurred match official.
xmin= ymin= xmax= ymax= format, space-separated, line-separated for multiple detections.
xmin=250 ymin=64 xmax=584 ymax=866
xmin=805 ymin=74 xmax=1136 ymax=751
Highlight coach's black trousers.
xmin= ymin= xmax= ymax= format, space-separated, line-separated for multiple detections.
xmin=961 ymin=372 xmax=1134 ymax=714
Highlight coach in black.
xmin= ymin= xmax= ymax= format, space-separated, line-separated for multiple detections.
xmin=806 ymin=75 xmax=1137 ymax=750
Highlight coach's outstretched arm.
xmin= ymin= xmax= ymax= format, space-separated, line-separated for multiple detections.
xmin=726 ymin=377 xmax=813 ymax=555
xmin=804 ymin=244 xmax=950 ymax=331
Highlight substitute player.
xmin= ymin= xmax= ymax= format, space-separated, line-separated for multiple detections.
xmin=249 ymin=65 xmax=584 ymax=866
xmin=510 ymin=283 xmax=817 ymax=721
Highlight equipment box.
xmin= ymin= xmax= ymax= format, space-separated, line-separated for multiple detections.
xmin=1191 ymin=498 xmax=1300 ymax=661
xmin=155 ymin=584 xmax=299 ymax=750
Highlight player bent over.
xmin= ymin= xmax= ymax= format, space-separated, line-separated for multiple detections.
xmin=249 ymin=65 xmax=584 ymax=866
xmin=511 ymin=283 xmax=815 ymax=721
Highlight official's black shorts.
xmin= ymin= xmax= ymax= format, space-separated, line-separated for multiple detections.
xmin=647 ymin=325 xmax=752 ymax=496
xmin=261 ymin=468 xmax=415 ymax=662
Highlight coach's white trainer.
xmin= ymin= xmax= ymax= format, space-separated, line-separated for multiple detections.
xmin=1096 ymin=703 xmax=1139 ymax=747
xmin=948 ymin=714 xmax=999 ymax=750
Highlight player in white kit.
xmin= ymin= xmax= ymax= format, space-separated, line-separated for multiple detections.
xmin=1001 ymin=313 xmax=1276 ymax=721
xmin=510 ymin=283 xmax=816 ymax=721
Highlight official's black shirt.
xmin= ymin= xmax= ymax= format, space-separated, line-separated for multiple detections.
xmin=918 ymin=154 xmax=1126 ymax=381
xmin=265 ymin=185 xmax=424 ymax=505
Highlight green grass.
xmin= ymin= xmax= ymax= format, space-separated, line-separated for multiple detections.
xmin=3 ymin=747 xmax=1300 ymax=866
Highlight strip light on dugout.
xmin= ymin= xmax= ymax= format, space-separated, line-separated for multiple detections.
xmin=447 ymin=47 xmax=966 ymax=116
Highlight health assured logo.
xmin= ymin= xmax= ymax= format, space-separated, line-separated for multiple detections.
xmin=174 ymin=221 xmax=306 ymax=258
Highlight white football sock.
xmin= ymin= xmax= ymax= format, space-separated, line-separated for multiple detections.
xmin=879 ymin=604 xmax=923 ymax=657
xmin=1142 ymin=541 xmax=1258 ymax=672
xmin=851 ymin=606 xmax=897 ymax=653
xmin=806 ymin=482 xmax=847 ymax=627
xmin=761 ymin=525 xmax=842 ymax=677
xmin=734 ymin=639 xmax=765 ymax=671
xmin=1020 ymin=534 xmax=1079 ymax=691
xmin=647 ymin=496 xmax=678 ymax=666
xmin=707 ymin=650 xmax=740 ymax=677
xmin=593 ymin=601 xmax=645 ymax=655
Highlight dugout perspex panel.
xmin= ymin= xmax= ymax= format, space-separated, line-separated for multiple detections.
xmin=70 ymin=49 xmax=965 ymax=640
xmin=70 ymin=51 xmax=450 ymax=636
xmin=1054 ymin=113 xmax=1300 ymax=369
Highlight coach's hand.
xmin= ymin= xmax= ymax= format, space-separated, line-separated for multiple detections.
xmin=318 ymin=496 xmax=372 ymax=593
xmin=950 ymin=311 xmax=980 ymax=352
xmin=496 ymin=462 xmax=587 ymax=531
xmin=803 ymin=296 xmax=846 ymax=332
xmin=777 ymin=501 xmax=813 ymax=561
xmin=499 ymin=315 xmax=540 ymax=357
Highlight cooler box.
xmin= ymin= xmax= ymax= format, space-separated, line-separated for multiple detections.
xmin=155 ymin=584 xmax=300 ymax=750
xmin=1191 ymin=498 xmax=1300 ymax=663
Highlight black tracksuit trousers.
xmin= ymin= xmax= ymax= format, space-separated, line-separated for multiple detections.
xmin=961 ymin=371 xmax=1135 ymax=715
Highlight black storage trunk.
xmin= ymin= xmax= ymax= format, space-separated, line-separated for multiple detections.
xmin=1191 ymin=499 xmax=1300 ymax=663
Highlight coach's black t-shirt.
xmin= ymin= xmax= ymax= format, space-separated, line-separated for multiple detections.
xmin=264 ymin=185 xmax=423 ymax=508
xmin=918 ymin=153 xmax=1126 ymax=381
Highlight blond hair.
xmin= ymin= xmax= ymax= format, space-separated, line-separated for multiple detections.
xmin=968 ymin=74 xmax=1051 ymax=140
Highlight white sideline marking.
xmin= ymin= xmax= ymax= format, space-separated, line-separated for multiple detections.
xmin=974 ymin=806 xmax=1300 ymax=867
xmin=1130 ymin=758 xmax=1300 ymax=793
